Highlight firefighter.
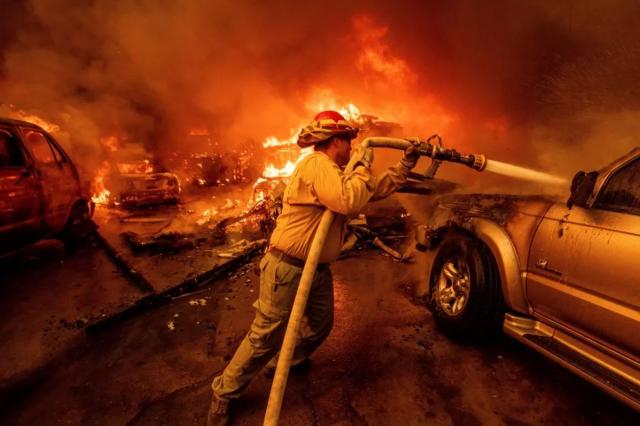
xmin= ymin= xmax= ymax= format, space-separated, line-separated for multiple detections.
xmin=207 ymin=110 xmax=421 ymax=426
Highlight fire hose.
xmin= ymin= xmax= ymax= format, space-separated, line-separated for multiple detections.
xmin=263 ymin=136 xmax=486 ymax=426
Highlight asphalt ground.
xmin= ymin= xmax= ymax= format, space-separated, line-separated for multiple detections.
xmin=1 ymin=244 xmax=639 ymax=426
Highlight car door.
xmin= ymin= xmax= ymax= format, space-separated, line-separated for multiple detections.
xmin=19 ymin=127 xmax=80 ymax=233
xmin=0 ymin=126 xmax=41 ymax=252
xmin=527 ymin=156 xmax=640 ymax=364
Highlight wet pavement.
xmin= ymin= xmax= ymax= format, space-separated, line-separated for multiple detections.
xmin=0 ymin=240 xmax=142 ymax=389
xmin=1 ymin=245 xmax=639 ymax=426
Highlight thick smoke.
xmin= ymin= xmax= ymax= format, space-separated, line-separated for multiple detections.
xmin=1 ymin=0 xmax=640 ymax=191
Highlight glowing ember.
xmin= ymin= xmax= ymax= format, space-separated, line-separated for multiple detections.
xmin=144 ymin=160 xmax=154 ymax=174
xmin=190 ymin=128 xmax=209 ymax=136
xmin=223 ymin=198 xmax=236 ymax=210
xmin=250 ymin=178 xmax=269 ymax=205
xmin=197 ymin=208 xmax=218 ymax=225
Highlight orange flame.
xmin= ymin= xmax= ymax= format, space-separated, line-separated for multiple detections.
xmin=194 ymin=100 xmax=375 ymax=226
xmin=260 ymin=100 xmax=366 ymax=179
xmin=197 ymin=208 xmax=218 ymax=225
xmin=9 ymin=111 xmax=59 ymax=133
xmin=91 ymin=161 xmax=112 ymax=205
xmin=100 ymin=136 xmax=118 ymax=152
xmin=143 ymin=159 xmax=154 ymax=174
xmin=262 ymin=152 xmax=312 ymax=178
xmin=263 ymin=134 xmax=298 ymax=148
xmin=352 ymin=16 xmax=418 ymax=86
xmin=339 ymin=103 xmax=365 ymax=123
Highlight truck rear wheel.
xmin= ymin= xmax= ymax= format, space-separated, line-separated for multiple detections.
xmin=429 ymin=234 xmax=505 ymax=341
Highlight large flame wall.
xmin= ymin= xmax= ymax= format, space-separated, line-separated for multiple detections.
xmin=2 ymin=0 xmax=640 ymax=192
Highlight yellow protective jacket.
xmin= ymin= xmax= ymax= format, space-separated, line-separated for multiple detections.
xmin=269 ymin=151 xmax=411 ymax=264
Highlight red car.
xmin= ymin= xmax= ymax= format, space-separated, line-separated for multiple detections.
xmin=0 ymin=117 xmax=94 ymax=255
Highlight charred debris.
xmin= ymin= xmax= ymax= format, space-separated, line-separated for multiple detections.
xmin=78 ymin=114 xmax=460 ymax=331
xmin=112 ymin=176 xmax=423 ymax=263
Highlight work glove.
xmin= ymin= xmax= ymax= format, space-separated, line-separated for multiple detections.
xmin=401 ymin=137 xmax=422 ymax=169
xmin=352 ymin=145 xmax=374 ymax=169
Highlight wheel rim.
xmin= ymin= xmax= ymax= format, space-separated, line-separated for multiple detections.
xmin=437 ymin=256 xmax=471 ymax=316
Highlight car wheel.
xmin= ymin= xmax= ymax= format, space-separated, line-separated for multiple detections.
xmin=59 ymin=201 xmax=96 ymax=250
xmin=429 ymin=234 xmax=505 ymax=341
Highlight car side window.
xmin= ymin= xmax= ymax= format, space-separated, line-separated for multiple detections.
xmin=0 ymin=129 xmax=26 ymax=167
xmin=21 ymin=128 xmax=62 ymax=165
xmin=45 ymin=135 xmax=67 ymax=163
xmin=594 ymin=157 xmax=640 ymax=215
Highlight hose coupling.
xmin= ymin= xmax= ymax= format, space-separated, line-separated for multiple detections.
xmin=471 ymin=154 xmax=487 ymax=171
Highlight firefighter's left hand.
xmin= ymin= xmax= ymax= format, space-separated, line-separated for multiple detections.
xmin=353 ymin=145 xmax=374 ymax=169
xmin=401 ymin=137 xmax=421 ymax=169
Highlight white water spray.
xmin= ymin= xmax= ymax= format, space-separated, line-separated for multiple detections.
xmin=484 ymin=160 xmax=568 ymax=185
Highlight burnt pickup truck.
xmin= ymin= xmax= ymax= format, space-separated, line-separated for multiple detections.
xmin=417 ymin=148 xmax=640 ymax=411
xmin=0 ymin=117 xmax=93 ymax=255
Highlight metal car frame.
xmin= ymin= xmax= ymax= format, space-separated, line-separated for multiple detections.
xmin=416 ymin=148 xmax=640 ymax=411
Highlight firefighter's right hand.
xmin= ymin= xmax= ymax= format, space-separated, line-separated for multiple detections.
xmin=353 ymin=145 xmax=374 ymax=169
xmin=401 ymin=137 xmax=421 ymax=169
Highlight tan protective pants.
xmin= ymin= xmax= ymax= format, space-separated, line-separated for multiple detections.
xmin=212 ymin=251 xmax=334 ymax=400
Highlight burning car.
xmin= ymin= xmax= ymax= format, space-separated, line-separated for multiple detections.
xmin=104 ymin=159 xmax=180 ymax=208
xmin=0 ymin=117 xmax=94 ymax=255
xmin=417 ymin=148 xmax=640 ymax=411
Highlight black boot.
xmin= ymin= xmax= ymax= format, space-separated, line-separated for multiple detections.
xmin=206 ymin=396 xmax=230 ymax=426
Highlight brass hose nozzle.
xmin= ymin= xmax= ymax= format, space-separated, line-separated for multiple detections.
xmin=355 ymin=137 xmax=487 ymax=172
xmin=418 ymin=143 xmax=487 ymax=172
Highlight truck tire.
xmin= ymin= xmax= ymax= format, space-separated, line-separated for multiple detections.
xmin=428 ymin=234 xmax=505 ymax=341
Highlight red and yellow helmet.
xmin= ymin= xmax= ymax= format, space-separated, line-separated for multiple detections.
xmin=297 ymin=110 xmax=359 ymax=148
